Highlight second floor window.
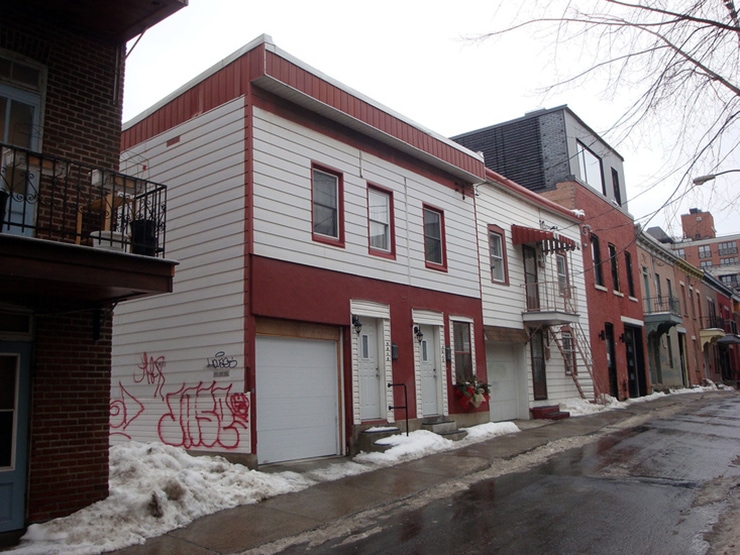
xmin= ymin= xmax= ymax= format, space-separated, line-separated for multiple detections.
xmin=609 ymin=243 xmax=620 ymax=292
xmin=625 ymin=251 xmax=636 ymax=297
xmin=423 ymin=206 xmax=445 ymax=268
xmin=556 ymin=253 xmax=569 ymax=295
xmin=698 ymin=245 xmax=711 ymax=259
xmin=312 ymin=166 xmax=343 ymax=245
xmin=489 ymin=225 xmax=507 ymax=283
xmin=368 ymin=186 xmax=393 ymax=255
xmin=591 ymin=234 xmax=604 ymax=286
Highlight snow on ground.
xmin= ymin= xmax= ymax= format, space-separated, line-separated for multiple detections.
xmin=7 ymin=385 xmax=724 ymax=555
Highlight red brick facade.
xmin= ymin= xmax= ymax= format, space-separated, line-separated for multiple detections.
xmin=544 ymin=181 xmax=649 ymax=399
xmin=28 ymin=308 xmax=113 ymax=521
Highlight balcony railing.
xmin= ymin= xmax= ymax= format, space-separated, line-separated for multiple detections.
xmin=643 ymin=295 xmax=681 ymax=317
xmin=523 ymin=281 xmax=579 ymax=315
xmin=700 ymin=316 xmax=737 ymax=333
xmin=0 ymin=143 xmax=167 ymax=257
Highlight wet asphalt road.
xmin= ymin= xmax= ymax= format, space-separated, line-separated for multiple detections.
xmin=282 ymin=395 xmax=740 ymax=554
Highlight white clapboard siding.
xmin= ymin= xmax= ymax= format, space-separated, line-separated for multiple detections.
xmin=112 ymin=98 xmax=248 ymax=452
xmin=252 ymin=107 xmax=480 ymax=298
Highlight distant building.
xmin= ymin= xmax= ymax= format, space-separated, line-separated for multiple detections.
xmin=653 ymin=209 xmax=740 ymax=292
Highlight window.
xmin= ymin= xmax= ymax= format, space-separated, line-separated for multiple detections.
xmin=608 ymin=244 xmax=620 ymax=292
xmin=562 ymin=329 xmax=577 ymax=375
xmin=368 ymin=186 xmax=394 ymax=256
xmin=576 ymin=140 xmax=604 ymax=191
xmin=698 ymin=245 xmax=712 ymax=259
xmin=453 ymin=321 xmax=473 ymax=383
xmin=611 ymin=168 xmax=622 ymax=206
xmin=675 ymin=248 xmax=686 ymax=260
xmin=591 ymin=234 xmax=604 ymax=286
xmin=681 ymin=283 xmax=688 ymax=316
xmin=624 ymin=251 xmax=636 ymax=297
xmin=700 ymin=260 xmax=713 ymax=269
xmin=312 ymin=165 xmax=343 ymax=246
xmin=721 ymin=275 xmax=739 ymax=288
xmin=423 ymin=206 xmax=445 ymax=268
xmin=488 ymin=225 xmax=508 ymax=284
xmin=720 ymin=257 xmax=739 ymax=266
xmin=556 ymin=253 xmax=569 ymax=295
xmin=718 ymin=242 xmax=738 ymax=256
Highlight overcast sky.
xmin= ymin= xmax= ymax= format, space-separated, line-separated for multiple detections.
xmin=122 ymin=0 xmax=739 ymax=237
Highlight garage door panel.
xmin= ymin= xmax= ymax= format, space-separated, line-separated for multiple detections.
xmin=256 ymin=336 xmax=340 ymax=464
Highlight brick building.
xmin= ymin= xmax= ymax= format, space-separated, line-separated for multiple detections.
xmin=0 ymin=1 xmax=182 ymax=544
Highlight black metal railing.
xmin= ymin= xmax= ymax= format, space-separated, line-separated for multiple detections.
xmin=643 ymin=295 xmax=681 ymax=317
xmin=700 ymin=315 xmax=727 ymax=330
xmin=0 ymin=143 xmax=167 ymax=257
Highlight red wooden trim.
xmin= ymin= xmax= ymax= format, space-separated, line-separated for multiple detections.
xmin=422 ymin=204 xmax=447 ymax=272
xmin=310 ymin=162 xmax=345 ymax=248
xmin=367 ymin=183 xmax=396 ymax=260
xmin=487 ymin=224 xmax=509 ymax=286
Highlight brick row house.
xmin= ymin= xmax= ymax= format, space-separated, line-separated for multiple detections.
xmin=454 ymin=106 xmax=648 ymax=400
xmin=0 ymin=0 xmax=182 ymax=544
xmin=646 ymin=226 xmax=740 ymax=386
xmin=111 ymin=36 xmax=598 ymax=466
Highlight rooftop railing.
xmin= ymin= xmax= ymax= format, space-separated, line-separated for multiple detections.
xmin=0 ymin=143 xmax=167 ymax=257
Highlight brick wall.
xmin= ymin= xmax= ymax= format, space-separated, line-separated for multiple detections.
xmin=28 ymin=305 xmax=113 ymax=522
xmin=0 ymin=9 xmax=124 ymax=169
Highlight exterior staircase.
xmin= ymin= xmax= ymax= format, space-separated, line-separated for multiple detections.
xmin=358 ymin=427 xmax=401 ymax=453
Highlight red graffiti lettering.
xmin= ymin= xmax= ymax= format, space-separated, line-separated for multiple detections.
xmin=135 ymin=353 xmax=166 ymax=399
xmin=157 ymin=381 xmax=249 ymax=450
xmin=109 ymin=382 xmax=145 ymax=439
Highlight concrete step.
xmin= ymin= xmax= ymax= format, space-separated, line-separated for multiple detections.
xmin=437 ymin=429 xmax=468 ymax=442
xmin=358 ymin=427 xmax=401 ymax=453
xmin=530 ymin=405 xmax=570 ymax=420
xmin=421 ymin=420 xmax=459 ymax=435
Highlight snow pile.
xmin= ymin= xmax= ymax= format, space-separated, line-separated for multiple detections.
xmin=9 ymin=421 xmax=519 ymax=555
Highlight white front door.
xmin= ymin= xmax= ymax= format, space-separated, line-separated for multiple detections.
xmin=488 ymin=341 xmax=521 ymax=421
xmin=358 ymin=318 xmax=382 ymax=421
xmin=420 ymin=324 xmax=440 ymax=416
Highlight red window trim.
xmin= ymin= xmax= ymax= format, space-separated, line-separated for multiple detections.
xmin=311 ymin=162 xmax=345 ymax=248
xmin=367 ymin=183 xmax=396 ymax=260
xmin=422 ymin=204 xmax=447 ymax=272
xmin=488 ymin=224 xmax=509 ymax=286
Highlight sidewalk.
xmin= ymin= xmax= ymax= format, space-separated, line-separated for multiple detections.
xmin=110 ymin=392 xmax=718 ymax=555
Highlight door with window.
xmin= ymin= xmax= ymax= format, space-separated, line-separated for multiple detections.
xmin=1 ymin=79 xmax=42 ymax=235
xmin=358 ymin=318 xmax=383 ymax=421
xmin=420 ymin=325 xmax=440 ymax=417
xmin=0 ymin=342 xmax=31 ymax=533
xmin=523 ymin=245 xmax=539 ymax=310
xmin=530 ymin=329 xmax=548 ymax=400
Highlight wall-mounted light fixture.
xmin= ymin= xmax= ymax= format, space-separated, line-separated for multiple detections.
xmin=352 ymin=314 xmax=362 ymax=335
xmin=598 ymin=330 xmax=606 ymax=341
xmin=413 ymin=325 xmax=424 ymax=343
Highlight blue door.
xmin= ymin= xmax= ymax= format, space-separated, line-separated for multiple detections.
xmin=0 ymin=342 xmax=31 ymax=533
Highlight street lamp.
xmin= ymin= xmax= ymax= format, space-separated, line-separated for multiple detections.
xmin=692 ymin=169 xmax=740 ymax=185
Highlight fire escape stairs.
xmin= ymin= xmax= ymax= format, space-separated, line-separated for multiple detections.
xmin=547 ymin=323 xmax=604 ymax=401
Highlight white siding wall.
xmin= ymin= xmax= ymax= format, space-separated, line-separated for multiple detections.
xmin=476 ymin=182 xmax=593 ymax=404
xmin=111 ymin=98 xmax=248 ymax=452
xmin=252 ymin=107 xmax=480 ymax=298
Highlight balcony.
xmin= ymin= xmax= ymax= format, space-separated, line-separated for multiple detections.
xmin=0 ymin=143 xmax=176 ymax=307
xmin=522 ymin=281 xmax=580 ymax=326
xmin=699 ymin=315 xmax=729 ymax=347
xmin=643 ymin=295 xmax=682 ymax=336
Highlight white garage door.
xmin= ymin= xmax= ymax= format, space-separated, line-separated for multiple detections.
xmin=487 ymin=341 xmax=521 ymax=422
xmin=256 ymin=336 xmax=339 ymax=464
